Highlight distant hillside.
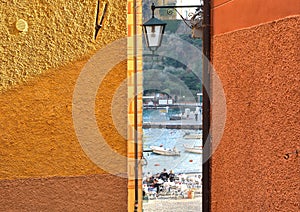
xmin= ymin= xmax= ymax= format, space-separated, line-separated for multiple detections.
xmin=142 ymin=2 xmax=203 ymax=102
xmin=143 ymin=31 xmax=202 ymax=102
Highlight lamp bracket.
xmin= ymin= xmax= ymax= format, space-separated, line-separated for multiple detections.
xmin=150 ymin=3 xmax=203 ymax=30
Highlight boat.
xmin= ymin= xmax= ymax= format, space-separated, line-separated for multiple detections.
xmin=150 ymin=146 xmax=180 ymax=156
xmin=183 ymin=132 xmax=202 ymax=139
xmin=169 ymin=115 xmax=181 ymax=120
xmin=183 ymin=144 xmax=203 ymax=154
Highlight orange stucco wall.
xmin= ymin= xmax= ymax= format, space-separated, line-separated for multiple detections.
xmin=0 ymin=59 xmax=128 ymax=179
xmin=211 ymin=0 xmax=299 ymax=211
xmin=0 ymin=174 xmax=127 ymax=211
xmin=0 ymin=57 xmax=129 ymax=210
xmin=212 ymin=0 xmax=300 ymax=35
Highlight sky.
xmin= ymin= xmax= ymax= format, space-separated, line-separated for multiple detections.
xmin=176 ymin=0 xmax=203 ymax=19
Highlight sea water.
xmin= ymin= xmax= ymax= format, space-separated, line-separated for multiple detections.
xmin=142 ymin=109 xmax=202 ymax=175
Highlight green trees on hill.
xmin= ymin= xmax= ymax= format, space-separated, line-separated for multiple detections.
xmin=142 ymin=1 xmax=203 ymax=102
xmin=143 ymin=34 xmax=202 ymax=102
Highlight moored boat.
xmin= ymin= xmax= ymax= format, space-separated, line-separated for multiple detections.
xmin=150 ymin=146 xmax=180 ymax=156
xmin=183 ymin=144 xmax=203 ymax=154
xmin=169 ymin=115 xmax=181 ymax=120
xmin=183 ymin=133 xmax=202 ymax=139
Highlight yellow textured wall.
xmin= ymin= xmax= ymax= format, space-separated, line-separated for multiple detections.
xmin=0 ymin=1 xmax=139 ymax=210
xmin=0 ymin=59 xmax=128 ymax=179
xmin=1 ymin=0 xmax=126 ymax=91
xmin=0 ymin=0 xmax=127 ymax=179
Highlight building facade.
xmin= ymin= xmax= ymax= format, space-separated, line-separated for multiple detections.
xmin=0 ymin=0 xmax=299 ymax=211
xmin=0 ymin=0 xmax=140 ymax=211
xmin=211 ymin=0 xmax=299 ymax=211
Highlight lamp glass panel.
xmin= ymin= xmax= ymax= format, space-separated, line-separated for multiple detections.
xmin=145 ymin=25 xmax=164 ymax=47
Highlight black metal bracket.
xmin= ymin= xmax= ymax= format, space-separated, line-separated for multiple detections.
xmin=149 ymin=3 xmax=203 ymax=30
xmin=150 ymin=2 xmax=203 ymax=18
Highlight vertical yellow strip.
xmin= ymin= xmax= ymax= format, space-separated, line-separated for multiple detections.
xmin=127 ymin=0 xmax=143 ymax=211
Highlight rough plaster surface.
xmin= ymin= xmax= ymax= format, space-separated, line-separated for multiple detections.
xmin=212 ymin=0 xmax=300 ymax=35
xmin=1 ymin=0 xmax=128 ymax=210
xmin=0 ymin=0 xmax=126 ymax=91
xmin=0 ymin=174 xmax=127 ymax=211
xmin=0 ymin=57 xmax=127 ymax=179
xmin=211 ymin=16 xmax=300 ymax=211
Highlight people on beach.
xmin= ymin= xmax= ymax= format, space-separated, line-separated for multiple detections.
xmin=145 ymin=176 xmax=154 ymax=186
xmin=195 ymin=106 xmax=200 ymax=121
xmin=169 ymin=170 xmax=175 ymax=182
xmin=159 ymin=168 xmax=169 ymax=182
xmin=152 ymin=178 xmax=162 ymax=196
xmin=143 ymin=171 xmax=202 ymax=199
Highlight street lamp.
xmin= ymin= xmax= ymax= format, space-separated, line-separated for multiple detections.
xmin=142 ymin=17 xmax=166 ymax=51
xmin=142 ymin=3 xmax=167 ymax=51
xmin=142 ymin=3 xmax=203 ymax=51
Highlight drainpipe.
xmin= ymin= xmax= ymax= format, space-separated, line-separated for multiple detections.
xmin=133 ymin=0 xmax=139 ymax=211
xmin=202 ymin=0 xmax=211 ymax=212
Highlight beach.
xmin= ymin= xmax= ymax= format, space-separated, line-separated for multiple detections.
xmin=143 ymin=108 xmax=203 ymax=211
xmin=143 ymin=196 xmax=202 ymax=212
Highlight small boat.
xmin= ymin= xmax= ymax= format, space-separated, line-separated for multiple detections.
xmin=184 ymin=144 xmax=203 ymax=154
xmin=183 ymin=133 xmax=202 ymax=139
xmin=169 ymin=115 xmax=181 ymax=120
xmin=150 ymin=146 xmax=180 ymax=156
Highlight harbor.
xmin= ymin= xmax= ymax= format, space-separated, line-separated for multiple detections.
xmin=142 ymin=128 xmax=202 ymax=174
xmin=143 ymin=105 xmax=202 ymax=130
xmin=142 ymin=106 xmax=203 ymax=174
xmin=142 ymin=105 xmax=203 ymax=211
xmin=143 ymin=121 xmax=202 ymax=130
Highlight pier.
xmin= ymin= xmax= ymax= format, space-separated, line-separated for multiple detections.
xmin=142 ymin=114 xmax=202 ymax=130
xmin=143 ymin=122 xmax=202 ymax=129
xmin=143 ymin=103 xmax=201 ymax=110
xmin=143 ymin=104 xmax=202 ymax=129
